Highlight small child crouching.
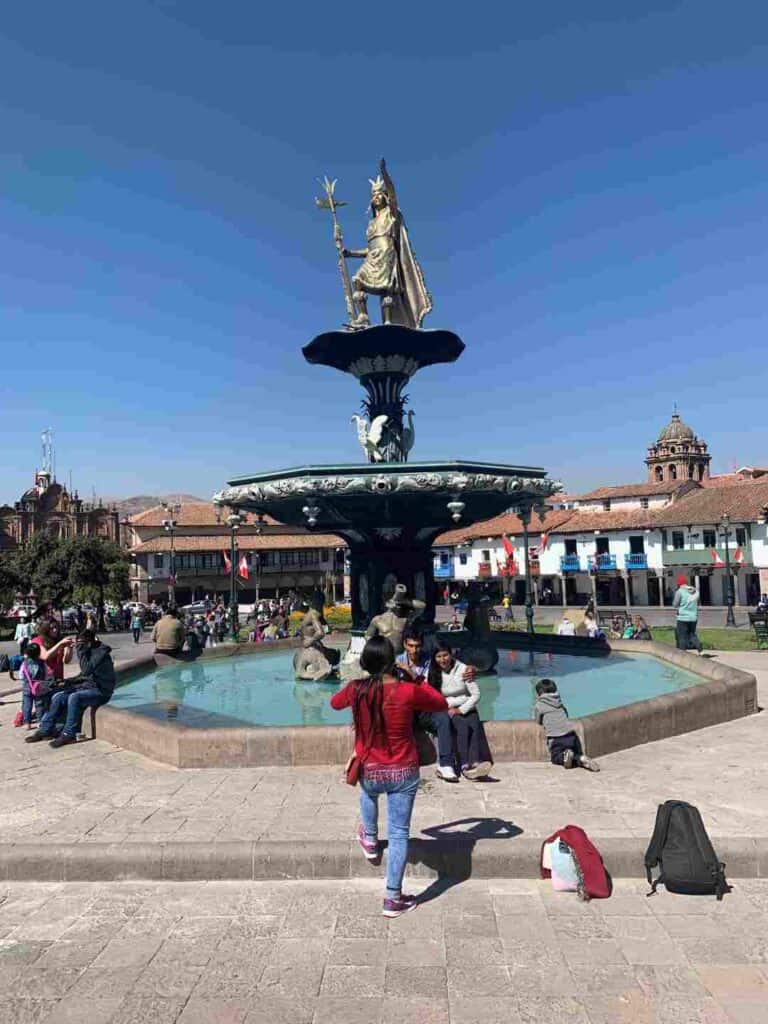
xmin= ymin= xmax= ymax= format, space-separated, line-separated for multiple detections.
xmin=534 ymin=679 xmax=599 ymax=772
xmin=19 ymin=643 xmax=54 ymax=730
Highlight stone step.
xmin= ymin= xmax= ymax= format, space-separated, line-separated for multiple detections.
xmin=0 ymin=836 xmax=764 ymax=882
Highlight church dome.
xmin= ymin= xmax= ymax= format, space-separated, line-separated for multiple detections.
xmin=658 ymin=412 xmax=695 ymax=443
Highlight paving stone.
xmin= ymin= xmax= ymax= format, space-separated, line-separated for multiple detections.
xmin=447 ymin=996 xmax=523 ymax=1024
xmin=335 ymin=912 xmax=389 ymax=938
xmin=0 ymin=1000 xmax=58 ymax=1024
xmin=110 ymin=995 xmax=186 ymax=1024
xmin=133 ymin=962 xmax=203 ymax=999
xmin=634 ymin=965 xmax=710 ymax=999
xmin=328 ymin=937 xmax=387 ymax=965
xmin=388 ymin=937 xmax=445 ymax=965
xmin=386 ymin=964 xmax=448 ymax=998
xmin=242 ymin=994 xmax=315 ymax=1023
xmin=447 ymin=964 xmax=511 ymax=997
xmin=312 ymin=996 xmax=382 ymax=1024
xmin=320 ymin=964 xmax=385 ymax=997
xmin=513 ymin=995 xmax=590 ymax=1024
xmin=381 ymin=997 xmax=450 ymax=1024
xmin=177 ymin=997 xmax=250 ymax=1023
xmin=39 ymin=997 xmax=123 ymax=1023
xmin=445 ymin=935 xmax=506 ymax=965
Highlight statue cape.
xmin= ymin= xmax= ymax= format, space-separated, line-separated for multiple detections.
xmin=392 ymin=214 xmax=433 ymax=329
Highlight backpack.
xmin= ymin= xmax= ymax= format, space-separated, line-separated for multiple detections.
xmin=540 ymin=825 xmax=612 ymax=900
xmin=645 ymin=800 xmax=730 ymax=900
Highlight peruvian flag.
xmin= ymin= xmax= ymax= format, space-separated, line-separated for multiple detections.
xmin=501 ymin=534 xmax=515 ymax=557
xmin=733 ymin=546 xmax=744 ymax=565
xmin=540 ymin=532 xmax=549 ymax=551
xmin=238 ymin=555 xmax=249 ymax=580
xmin=223 ymin=550 xmax=232 ymax=574
xmin=710 ymin=549 xmax=725 ymax=567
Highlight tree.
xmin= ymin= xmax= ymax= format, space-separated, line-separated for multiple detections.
xmin=3 ymin=533 xmax=72 ymax=609
xmin=66 ymin=536 xmax=130 ymax=627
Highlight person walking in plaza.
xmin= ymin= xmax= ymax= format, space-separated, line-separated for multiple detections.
xmin=428 ymin=642 xmax=493 ymax=781
xmin=152 ymin=607 xmax=186 ymax=656
xmin=130 ymin=610 xmax=143 ymax=644
xmin=673 ymin=575 xmax=702 ymax=653
xmin=330 ymin=636 xmax=448 ymax=918
xmin=26 ymin=629 xmax=116 ymax=748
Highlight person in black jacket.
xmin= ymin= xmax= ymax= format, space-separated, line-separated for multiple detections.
xmin=25 ymin=630 xmax=116 ymax=749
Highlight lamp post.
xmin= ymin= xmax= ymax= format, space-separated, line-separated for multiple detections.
xmin=518 ymin=505 xmax=535 ymax=636
xmin=161 ymin=502 xmax=181 ymax=608
xmin=227 ymin=512 xmax=244 ymax=639
xmin=719 ymin=514 xmax=737 ymax=628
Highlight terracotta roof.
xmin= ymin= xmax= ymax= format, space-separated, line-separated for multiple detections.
xmin=129 ymin=503 xmax=279 ymax=528
xmin=550 ymin=509 xmax=658 ymax=533
xmin=132 ymin=532 xmax=344 ymax=554
xmin=578 ymin=481 xmax=686 ymax=500
xmin=653 ymin=480 xmax=768 ymax=527
xmin=435 ymin=509 xmax=573 ymax=546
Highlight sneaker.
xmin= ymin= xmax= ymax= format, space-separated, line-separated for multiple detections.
xmin=578 ymin=756 xmax=600 ymax=772
xmin=562 ymin=749 xmax=575 ymax=769
xmin=463 ymin=761 xmax=492 ymax=780
xmin=49 ymin=734 xmax=76 ymax=749
xmin=435 ymin=765 xmax=459 ymax=782
xmin=24 ymin=731 xmax=48 ymax=743
xmin=356 ymin=825 xmax=379 ymax=861
xmin=382 ymin=894 xmax=419 ymax=918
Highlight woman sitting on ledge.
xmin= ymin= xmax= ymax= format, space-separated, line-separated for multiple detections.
xmin=427 ymin=642 xmax=493 ymax=782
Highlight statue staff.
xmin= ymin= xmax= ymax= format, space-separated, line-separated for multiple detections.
xmin=315 ymin=176 xmax=359 ymax=326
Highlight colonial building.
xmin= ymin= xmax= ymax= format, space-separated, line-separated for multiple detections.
xmin=0 ymin=468 xmax=120 ymax=550
xmin=126 ymin=503 xmax=346 ymax=606
xmin=433 ymin=413 xmax=768 ymax=609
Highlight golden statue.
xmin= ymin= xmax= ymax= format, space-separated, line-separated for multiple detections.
xmin=317 ymin=160 xmax=432 ymax=330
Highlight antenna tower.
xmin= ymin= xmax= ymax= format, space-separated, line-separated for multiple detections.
xmin=41 ymin=428 xmax=54 ymax=476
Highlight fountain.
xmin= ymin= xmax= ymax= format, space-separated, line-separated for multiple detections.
xmin=91 ymin=161 xmax=757 ymax=768
xmin=214 ymin=160 xmax=557 ymax=634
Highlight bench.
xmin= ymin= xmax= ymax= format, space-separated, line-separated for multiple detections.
xmin=753 ymin=620 xmax=768 ymax=651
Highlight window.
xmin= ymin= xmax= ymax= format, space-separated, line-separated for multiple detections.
xmin=481 ymin=550 xmax=491 ymax=563
xmin=629 ymin=536 xmax=645 ymax=555
xmin=595 ymin=537 xmax=610 ymax=555
xmin=669 ymin=465 xmax=678 ymax=481
xmin=703 ymin=529 xmax=716 ymax=548
xmin=640 ymin=497 xmax=649 ymax=509
xmin=602 ymin=500 xmax=611 ymax=511
xmin=672 ymin=531 xmax=685 ymax=550
xmin=654 ymin=466 xmax=663 ymax=481
xmin=459 ymin=553 xmax=468 ymax=566
xmin=153 ymin=554 xmax=164 ymax=569
xmin=736 ymin=528 xmax=746 ymax=547
xmin=440 ymin=552 xmax=450 ymax=566
xmin=564 ymin=539 xmax=577 ymax=556
xmin=688 ymin=464 xmax=695 ymax=479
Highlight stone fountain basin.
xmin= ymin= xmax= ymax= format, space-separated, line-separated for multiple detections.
xmin=94 ymin=638 xmax=756 ymax=769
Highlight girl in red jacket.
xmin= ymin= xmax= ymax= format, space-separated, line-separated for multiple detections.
xmin=331 ymin=635 xmax=448 ymax=917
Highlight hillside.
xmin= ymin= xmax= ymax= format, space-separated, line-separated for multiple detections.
xmin=107 ymin=494 xmax=204 ymax=518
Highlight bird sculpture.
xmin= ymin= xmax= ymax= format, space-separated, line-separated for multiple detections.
xmin=351 ymin=414 xmax=389 ymax=462
xmin=400 ymin=410 xmax=416 ymax=459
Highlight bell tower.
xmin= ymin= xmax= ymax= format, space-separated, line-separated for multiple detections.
xmin=645 ymin=412 xmax=711 ymax=484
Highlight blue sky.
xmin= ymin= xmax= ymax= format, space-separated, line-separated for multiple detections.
xmin=1 ymin=1 xmax=767 ymax=503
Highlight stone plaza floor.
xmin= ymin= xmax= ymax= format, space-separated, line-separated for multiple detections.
xmin=0 ymin=651 xmax=765 ymax=848
xmin=1 ymin=877 xmax=767 ymax=1023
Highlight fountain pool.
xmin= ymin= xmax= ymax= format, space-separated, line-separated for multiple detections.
xmin=111 ymin=647 xmax=703 ymax=729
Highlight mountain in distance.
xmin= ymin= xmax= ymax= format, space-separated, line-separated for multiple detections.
xmin=106 ymin=494 xmax=205 ymax=518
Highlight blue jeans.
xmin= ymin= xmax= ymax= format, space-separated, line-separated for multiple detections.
xmin=359 ymin=771 xmax=419 ymax=899
xmin=21 ymin=690 xmax=51 ymax=725
xmin=38 ymin=688 xmax=108 ymax=738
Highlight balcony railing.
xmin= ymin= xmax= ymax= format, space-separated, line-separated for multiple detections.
xmin=477 ymin=563 xmax=493 ymax=578
xmin=589 ymin=554 xmax=617 ymax=571
xmin=662 ymin=544 xmax=751 ymax=567
xmin=624 ymin=553 xmax=648 ymax=570
xmin=433 ymin=562 xmax=452 ymax=579
xmin=560 ymin=555 xmax=581 ymax=572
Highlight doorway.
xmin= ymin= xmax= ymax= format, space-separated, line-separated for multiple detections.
xmin=698 ymin=575 xmax=712 ymax=606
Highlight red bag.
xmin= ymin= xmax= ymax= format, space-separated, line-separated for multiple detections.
xmin=540 ymin=825 xmax=612 ymax=900
xmin=13 ymin=710 xmax=23 ymax=728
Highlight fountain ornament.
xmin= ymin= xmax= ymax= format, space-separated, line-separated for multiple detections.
xmin=214 ymin=159 xmax=560 ymax=630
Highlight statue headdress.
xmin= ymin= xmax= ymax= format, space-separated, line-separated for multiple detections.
xmin=368 ymin=175 xmax=387 ymax=197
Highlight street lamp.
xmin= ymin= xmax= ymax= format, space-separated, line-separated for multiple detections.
xmin=719 ymin=514 xmax=736 ymax=627
xmin=161 ymin=501 xmax=181 ymax=608
xmin=518 ymin=505 xmax=535 ymax=636
xmin=227 ymin=512 xmax=244 ymax=639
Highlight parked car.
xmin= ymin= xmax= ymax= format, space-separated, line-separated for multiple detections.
xmin=181 ymin=601 xmax=210 ymax=616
